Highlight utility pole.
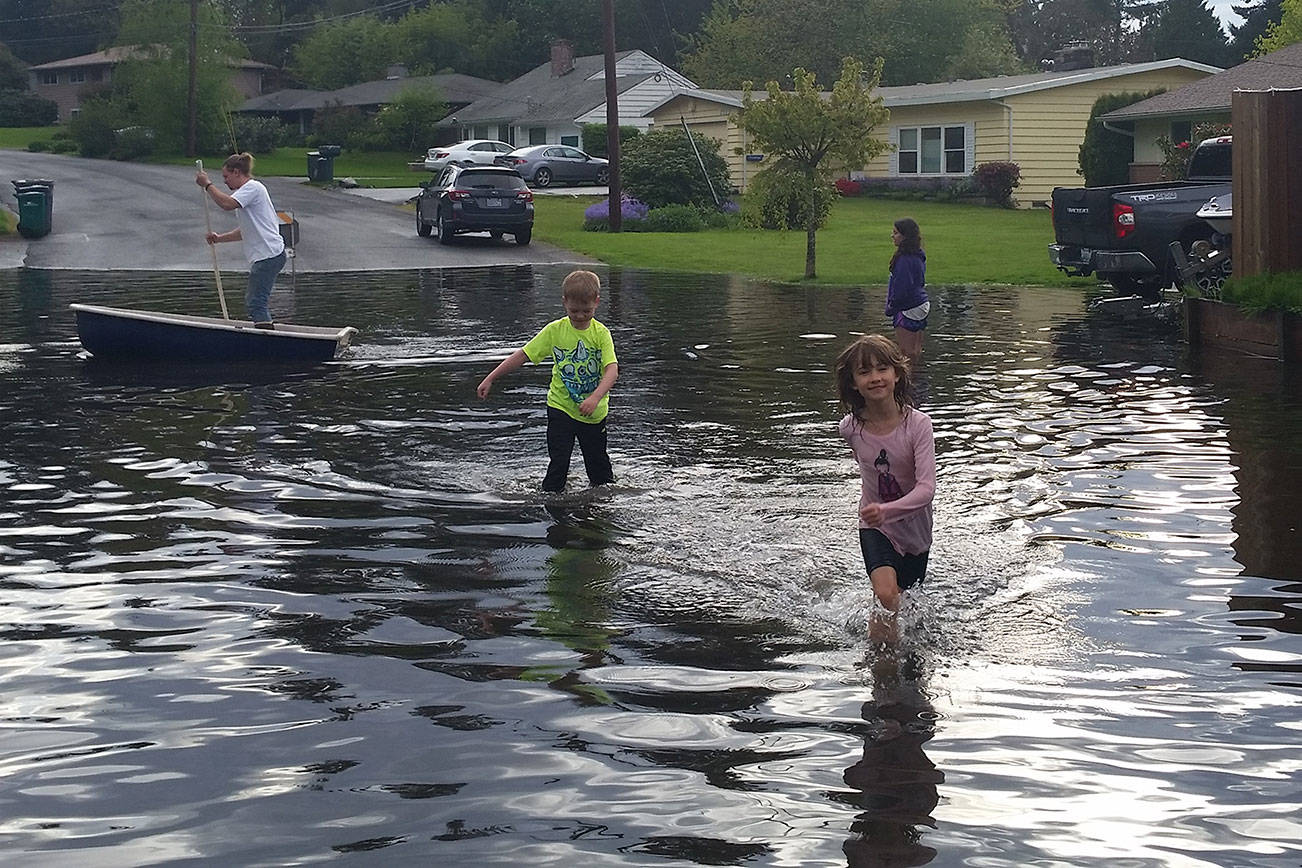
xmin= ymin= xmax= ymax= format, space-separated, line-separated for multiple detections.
xmin=602 ymin=0 xmax=621 ymax=232
xmin=186 ymin=0 xmax=198 ymax=157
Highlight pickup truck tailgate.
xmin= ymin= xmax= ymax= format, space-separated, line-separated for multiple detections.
xmin=1051 ymin=187 xmax=1120 ymax=249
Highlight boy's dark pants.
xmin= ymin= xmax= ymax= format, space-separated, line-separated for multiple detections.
xmin=543 ymin=406 xmax=614 ymax=492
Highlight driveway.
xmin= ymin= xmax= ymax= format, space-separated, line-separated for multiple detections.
xmin=0 ymin=151 xmax=595 ymax=272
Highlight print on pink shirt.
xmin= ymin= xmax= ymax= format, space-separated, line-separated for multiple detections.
xmin=874 ymin=448 xmax=905 ymax=501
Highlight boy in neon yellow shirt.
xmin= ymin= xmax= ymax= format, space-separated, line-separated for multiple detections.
xmin=476 ymin=270 xmax=619 ymax=492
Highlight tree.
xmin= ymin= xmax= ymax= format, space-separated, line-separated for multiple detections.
xmin=1077 ymin=89 xmax=1165 ymax=185
xmin=1256 ymin=0 xmax=1302 ymax=51
xmin=0 ymin=42 xmax=27 ymax=90
xmin=1148 ymin=0 xmax=1230 ymax=65
xmin=684 ymin=0 xmax=1021 ymax=88
xmin=112 ymin=0 xmax=244 ymax=154
xmin=370 ymin=84 xmax=447 ymax=152
xmin=289 ymin=15 xmax=397 ymax=89
xmin=1008 ymin=0 xmax=1156 ymax=66
xmin=738 ymin=57 xmax=890 ymax=278
xmin=1226 ymin=0 xmax=1283 ymax=61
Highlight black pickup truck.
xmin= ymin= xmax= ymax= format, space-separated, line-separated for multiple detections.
xmin=1048 ymin=136 xmax=1232 ymax=295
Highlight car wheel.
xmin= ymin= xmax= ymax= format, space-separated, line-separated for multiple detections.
xmin=515 ymin=226 xmax=532 ymax=246
xmin=416 ymin=205 xmax=431 ymax=237
xmin=437 ymin=211 xmax=454 ymax=245
xmin=594 ymin=167 xmax=609 ymax=185
xmin=533 ymin=167 xmax=552 ymax=188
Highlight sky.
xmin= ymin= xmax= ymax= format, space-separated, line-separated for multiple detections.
xmin=1207 ymin=0 xmax=1246 ymax=32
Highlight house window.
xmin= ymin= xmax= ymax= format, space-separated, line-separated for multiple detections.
xmin=896 ymin=124 xmax=968 ymax=175
xmin=528 ymin=127 xmax=546 ymax=145
xmin=560 ymin=134 xmax=579 ymax=146
xmin=39 ymin=71 xmax=58 ymax=85
xmin=473 ymin=125 xmax=489 ymax=139
xmin=1170 ymin=120 xmax=1192 ymax=146
xmin=498 ymin=124 xmax=512 ymax=144
xmin=69 ymin=70 xmax=86 ymax=84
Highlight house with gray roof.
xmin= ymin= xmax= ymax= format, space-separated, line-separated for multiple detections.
xmin=237 ymin=68 xmax=503 ymax=138
xmin=646 ymin=57 xmax=1220 ymax=205
xmin=28 ymin=46 xmax=275 ymax=122
xmin=1099 ymin=42 xmax=1302 ymax=180
xmin=443 ymin=42 xmax=695 ymax=148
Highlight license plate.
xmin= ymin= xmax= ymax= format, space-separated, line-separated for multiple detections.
xmin=1079 ymin=247 xmax=1092 ymax=261
xmin=484 ymin=197 xmax=502 ymax=208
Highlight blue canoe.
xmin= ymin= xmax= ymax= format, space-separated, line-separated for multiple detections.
xmin=71 ymin=303 xmax=358 ymax=363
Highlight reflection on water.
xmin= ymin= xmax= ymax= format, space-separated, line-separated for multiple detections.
xmin=0 ymin=267 xmax=1298 ymax=865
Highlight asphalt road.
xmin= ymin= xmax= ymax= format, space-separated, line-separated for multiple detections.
xmin=0 ymin=151 xmax=593 ymax=272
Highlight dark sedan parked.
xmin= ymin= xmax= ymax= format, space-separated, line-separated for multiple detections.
xmin=415 ymin=165 xmax=533 ymax=245
xmin=495 ymin=145 xmax=609 ymax=188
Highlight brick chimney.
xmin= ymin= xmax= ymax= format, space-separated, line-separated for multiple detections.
xmin=550 ymin=40 xmax=575 ymax=77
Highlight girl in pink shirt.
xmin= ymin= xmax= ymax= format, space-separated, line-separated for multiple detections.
xmin=835 ymin=336 xmax=936 ymax=627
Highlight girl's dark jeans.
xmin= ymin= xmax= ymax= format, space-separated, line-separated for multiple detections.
xmin=544 ymin=406 xmax=614 ymax=492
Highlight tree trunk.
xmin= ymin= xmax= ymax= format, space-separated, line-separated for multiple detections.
xmin=805 ymin=221 xmax=817 ymax=278
xmin=804 ymin=172 xmax=818 ymax=278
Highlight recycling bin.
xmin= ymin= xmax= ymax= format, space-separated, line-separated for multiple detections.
xmin=11 ymin=178 xmax=54 ymax=239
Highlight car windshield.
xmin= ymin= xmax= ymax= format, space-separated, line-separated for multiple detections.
xmin=459 ymin=172 xmax=526 ymax=190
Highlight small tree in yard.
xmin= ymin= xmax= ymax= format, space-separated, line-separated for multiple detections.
xmin=738 ymin=56 xmax=889 ymax=278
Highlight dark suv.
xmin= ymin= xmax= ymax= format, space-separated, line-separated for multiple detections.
xmin=416 ymin=165 xmax=534 ymax=245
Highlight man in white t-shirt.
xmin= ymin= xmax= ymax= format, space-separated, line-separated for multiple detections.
xmin=195 ymin=152 xmax=287 ymax=328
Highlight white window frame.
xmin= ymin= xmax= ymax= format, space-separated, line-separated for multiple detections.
xmin=39 ymin=71 xmax=59 ymax=85
xmin=890 ymin=123 xmax=974 ymax=176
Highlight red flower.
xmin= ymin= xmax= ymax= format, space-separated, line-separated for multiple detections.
xmin=1176 ymin=141 xmax=1190 ymax=149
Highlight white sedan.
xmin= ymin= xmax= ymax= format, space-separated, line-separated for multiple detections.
xmin=423 ymin=140 xmax=515 ymax=173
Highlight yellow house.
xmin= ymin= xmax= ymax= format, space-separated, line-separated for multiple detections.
xmin=644 ymin=58 xmax=1218 ymax=207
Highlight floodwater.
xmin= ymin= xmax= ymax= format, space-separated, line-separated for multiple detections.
xmin=0 ymin=266 xmax=1299 ymax=867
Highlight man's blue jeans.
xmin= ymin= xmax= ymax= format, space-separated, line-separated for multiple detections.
xmin=246 ymin=250 xmax=287 ymax=323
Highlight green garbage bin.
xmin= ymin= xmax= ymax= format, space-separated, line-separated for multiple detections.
xmin=12 ymin=178 xmax=54 ymax=239
xmin=306 ymin=150 xmax=335 ymax=183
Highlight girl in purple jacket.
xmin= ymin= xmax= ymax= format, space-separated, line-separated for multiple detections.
xmin=835 ymin=335 xmax=936 ymax=641
xmin=886 ymin=218 xmax=929 ymax=358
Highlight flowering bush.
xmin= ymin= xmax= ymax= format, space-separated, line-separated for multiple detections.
xmin=1157 ymin=122 xmax=1231 ymax=180
xmin=835 ymin=177 xmax=863 ymax=197
xmin=972 ymin=161 xmax=1021 ymax=207
xmin=583 ymin=195 xmax=650 ymax=231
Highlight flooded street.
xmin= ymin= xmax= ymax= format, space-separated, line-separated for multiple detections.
xmin=1 ymin=266 xmax=1299 ymax=866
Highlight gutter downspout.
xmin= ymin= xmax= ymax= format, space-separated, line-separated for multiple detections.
xmin=995 ymin=99 xmax=1013 ymax=161
xmin=1101 ymin=120 xmax=1134 ymax=138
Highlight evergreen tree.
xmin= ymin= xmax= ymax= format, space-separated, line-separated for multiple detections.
xmin=1227 ymin=0 xmax=1284 ymax=61
xmin=1150 ymin=0 xmax=1230 ymax=65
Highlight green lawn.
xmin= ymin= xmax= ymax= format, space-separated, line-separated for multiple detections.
xmin=0 ymin=126 xmax=59 ymax=150
xmin=162 ymin=148 xmax=427 ymax=187
xmin=534 ymin=195 xmax=1093 ymax=288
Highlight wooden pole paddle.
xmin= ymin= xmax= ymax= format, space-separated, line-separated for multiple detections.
xmin=196 ymin=159 xmax=230 ymax=320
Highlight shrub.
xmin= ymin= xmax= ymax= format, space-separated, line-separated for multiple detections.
xmin=1078 ymin=90 xmax=1164 ymax=186
xmin=851 ymin=175 xmax=973 ymax=201
xmin=231 ymin=114 xmax=287 ymax=154
xmin=111 ymin=126 xmax=156 ymax=161
xmin=621 ymin=127 xmax=732 ymax=209
xmin=26 ymin=139 xmax=49 ymax=152
xmin=1157 ymin=122 xmax=1232 ymax=180
xmin=972 ymin=161 xmax=1021 ymax=207
xmin=309 ymin=103 xmax=369 ymax=149
xmin=643 ymin=203 xmax=705 ymax=232
xmin=68 ymin=94 xmax=122 ymax=158
xmin=0 ymin=89 xmax=58 ymax=126
xmin=740 ymin=164 xmax=834 ymax=230
xmin=582 ymin=195 xmax=650 ymax=231
xmin=835 ymin=177 xmax=863 ymax=197
xmin=580 ymin=123 xmax=641 ymax=158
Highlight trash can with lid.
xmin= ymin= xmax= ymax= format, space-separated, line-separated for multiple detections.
xmin=306 ymin=151 xmax=333 ymax=182
xmin=11 ymin=178 xmax=54 ymax=239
